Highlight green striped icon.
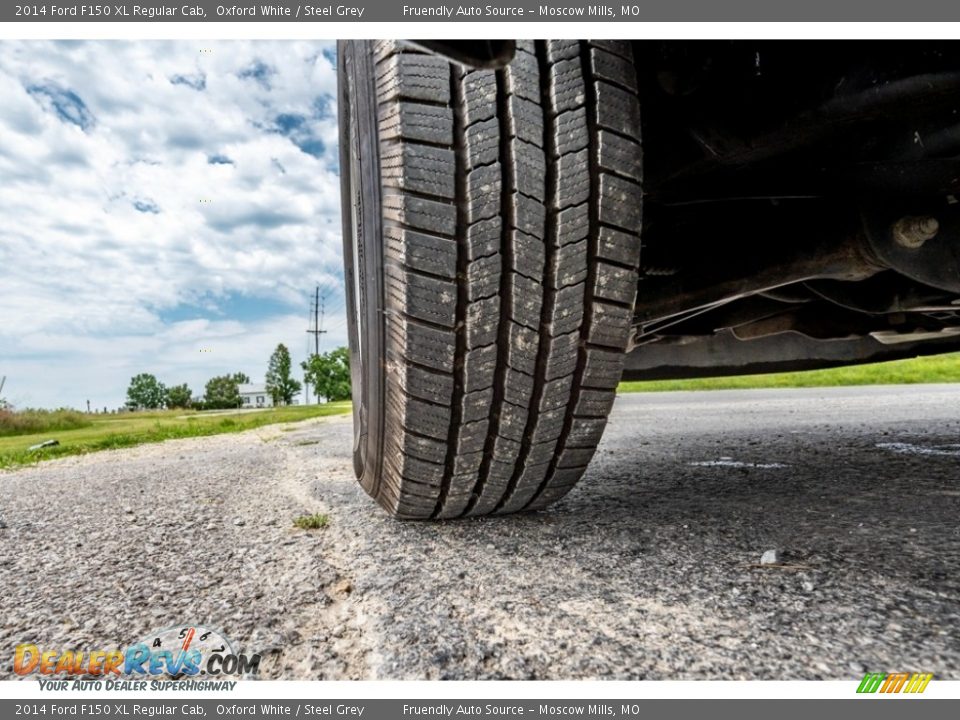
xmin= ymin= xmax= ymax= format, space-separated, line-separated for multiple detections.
xmin=857 ymin=672 xmax=933 ymax=694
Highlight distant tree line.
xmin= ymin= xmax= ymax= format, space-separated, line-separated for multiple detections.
xmin=124 ymin=372 xmax=251 ymax=411
xmin=123 ymin=343 xmax=352 ymax=411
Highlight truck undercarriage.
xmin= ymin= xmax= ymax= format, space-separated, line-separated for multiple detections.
xmin=432 ymin=40 xmax=960 ymax=380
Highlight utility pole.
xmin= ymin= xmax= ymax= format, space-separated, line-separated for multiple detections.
xmin=305 ymin=285 xmax=328 ymax=406
xmin=306 ymin=285 xmax=328 ymax=356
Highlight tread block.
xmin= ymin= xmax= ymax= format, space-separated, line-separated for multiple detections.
xmin=383 ymin=192 xmax=456 ymax=236
xmin=557 ymin=446 xmax=597 ymax=469
xmin=466 ymin=253 xmax=501 ymax=302
xmin=595 ymin=225 xmax=641 ymax=268
xmin=379 ymin=102 xmax=453 ymax=145
xmin=588 ymin=302 xmax=633 ymax=349
xmin=385 ymin=264 xmax=457 ymax=327
xmin=505 ymin=47 xmax=541 ymax=103
xmin=384 ymin=225 xmax=457 ymax=279
xmin=526 ymin=440 xmax=560 ymax=466
xmin=498 ymin=402 xmax=529 ymax=443
xmin=546 ymin=40 xmax=580 ymax=63
xmin=588 ymin=40 xmax=633 ymax=61
xmin=377 ymin=54 xmax=451 ymax=104
xmin=550 ymin=58 xmax=587 ymax=114
xmin=597 ymin=130 xmax=642 ymax=181
xmin=465 ymin=117 xmax=499 ymax=169
xmin=503 ymin=366 xmax=535 ymax=406
xmin=549 ymin=239 xmax=588 ymax=289
xmin=456 ymin=419 xmax=489 ymax=454
xmin=508 ymin=273 xmax=544 ymax=330
xmin=387 ymin=314 xmax=454 ymax=372
xmin=463 ymin=344 xmax=497 ymax=391
xmin=594 ymin=261 xmax=638 ymax=305
xmin=574 ymin=389 xmax=616 ymax=417
xmin=539 ymin=375 xmax=574 ymax=412
xmin=565 ymin=416 xmax=607 ymax=448
xmin=452 ymin=450 xmax=483 ymax=476
xmin=554 ymin=107 xmax=589 ymax=157
xmin=391 ymin=433 xmax=447 ymax=470
xmin=581 ymin=348 xmax=624 ymax=389
xmin=466 ymin=216 xmax=501 ymax=260
xmin=511 ymin=230 xmax=546 ymax=279
xmin=545 ymin=286 xmax=585 ymax=337
xmin=461 ymin=388 xmax=493 ymax=423
xmin=529 ymin=406 xmax=566 ymax=444
xmin=506 ymin=323 xmax=539 ymax=375
xmin=514 ymin=193 xmax=546 ymax=238
xmin=465 ymin=163 xmax=501 ymax=224
xmin=590 ymin=48 xmax=638 ymax=91
xmin=598 ymin=173 xmax=643 ymax=232
xmin=465 ymin=295 xmax=500 ymax=349
xmin=385 ymin=385 xmax=451 ymax=441
xmin=507 ymin=95 xmax=544 ymax=148
xmin=511 ymin=140 xmax=546 ymax=202
xmin=594 ymin=81 xmax=641 ymax=139
xmin=391 ymin=430 xmax=448 ymax=465
xmin=543 ymin=332 xmax=580 ymax=380
xmin=381 ymin=143 xmax=455 ymax=198
xmin=556 ymin=202 xmax=589 ymax=246
xmin=555 ymin=149 xmax=591 ymax=209
xmin=463 ymin=70 xmax=497 ymax=125
xmin=392 ymin=361 xmax=453 ymax=405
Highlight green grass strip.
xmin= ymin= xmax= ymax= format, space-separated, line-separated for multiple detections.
xmin=0 ymin=403 xmax=351 ymax=470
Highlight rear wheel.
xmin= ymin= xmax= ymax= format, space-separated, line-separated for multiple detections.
xmin=338 ymin=39 xmax=642 ymax=518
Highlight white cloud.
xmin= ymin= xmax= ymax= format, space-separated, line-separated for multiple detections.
xmin=0 ymin=40 xmax=348 ymax=409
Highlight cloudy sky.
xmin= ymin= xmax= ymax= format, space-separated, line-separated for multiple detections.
xmin=0 ymin=40 xmax=348 ymax=409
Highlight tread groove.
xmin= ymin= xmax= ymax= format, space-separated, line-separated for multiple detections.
xmin=460 ymin=67 xmax=515 ymax=518
xmin=433 ymin=64 xmax=468 ymax=518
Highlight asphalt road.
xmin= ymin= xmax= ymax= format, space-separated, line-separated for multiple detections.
xmin=2 ymin=384 xmax=959 ymax=680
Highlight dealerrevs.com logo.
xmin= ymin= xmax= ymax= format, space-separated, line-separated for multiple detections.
xmin=14 ymin=625 xmax=261 ymax=685
xmin=857 ymin=673 xmax=933 ymax=694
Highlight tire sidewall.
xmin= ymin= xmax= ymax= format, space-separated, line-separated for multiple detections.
xmin=338 ymin=40 xmax=385 ymax=496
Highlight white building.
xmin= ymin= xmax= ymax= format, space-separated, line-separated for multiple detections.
xmin=238 ymin=383 xmax=273 ymax=409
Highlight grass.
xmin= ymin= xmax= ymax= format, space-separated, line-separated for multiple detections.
xmin=0 ymin=402 xmax=351 ymax=470
xmin=618 ymin=352 xmax=960 ymax=393
xmin=293 ymin=513 xmax=329 ymax=530
xmin=0 ymin=408 xmax=92 ymax=437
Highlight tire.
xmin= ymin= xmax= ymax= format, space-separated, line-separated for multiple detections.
xmin=338 ymin=39 xmax=642 ymax=519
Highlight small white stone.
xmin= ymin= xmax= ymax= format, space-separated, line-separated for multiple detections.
xmin=760 ymin=549 xmax=780 ymax=565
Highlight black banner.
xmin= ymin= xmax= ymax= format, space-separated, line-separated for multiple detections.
xmin=3 ymin=699 xmax=960 ymax=719
xmin=7 ymin=0 xmax=960 ymax=22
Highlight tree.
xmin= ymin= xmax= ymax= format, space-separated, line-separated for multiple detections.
xmin=165 ymin=383 xmax=193 ymax=409
xmin=302 ymin=347 xmax=351 ymax=402
xmin=266 ymin=344 xmax=301 ymax=406
xmin=126 ymin=373 xmax=167 ymax=410
xmin=203 ymin=372 xmax=250 ymax=410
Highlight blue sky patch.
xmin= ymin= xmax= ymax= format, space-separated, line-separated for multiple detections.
xmin=158 ymin=292 xmax=299 ymax=324
xmin=237 ymin=59 xmax=274 ymax=89
xmin=133 ymin=199 xmax=160 ymax=214
xmin=26 ymin=82 xmax=95 ymax=131
xmin=170 ymin=72 xmax=206 ymax=91
xmin=273 ymin=113 xmax=325 ymax=158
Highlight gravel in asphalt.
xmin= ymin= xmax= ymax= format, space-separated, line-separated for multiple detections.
xmin=2 ymin=385 xmax=959 ymax=679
